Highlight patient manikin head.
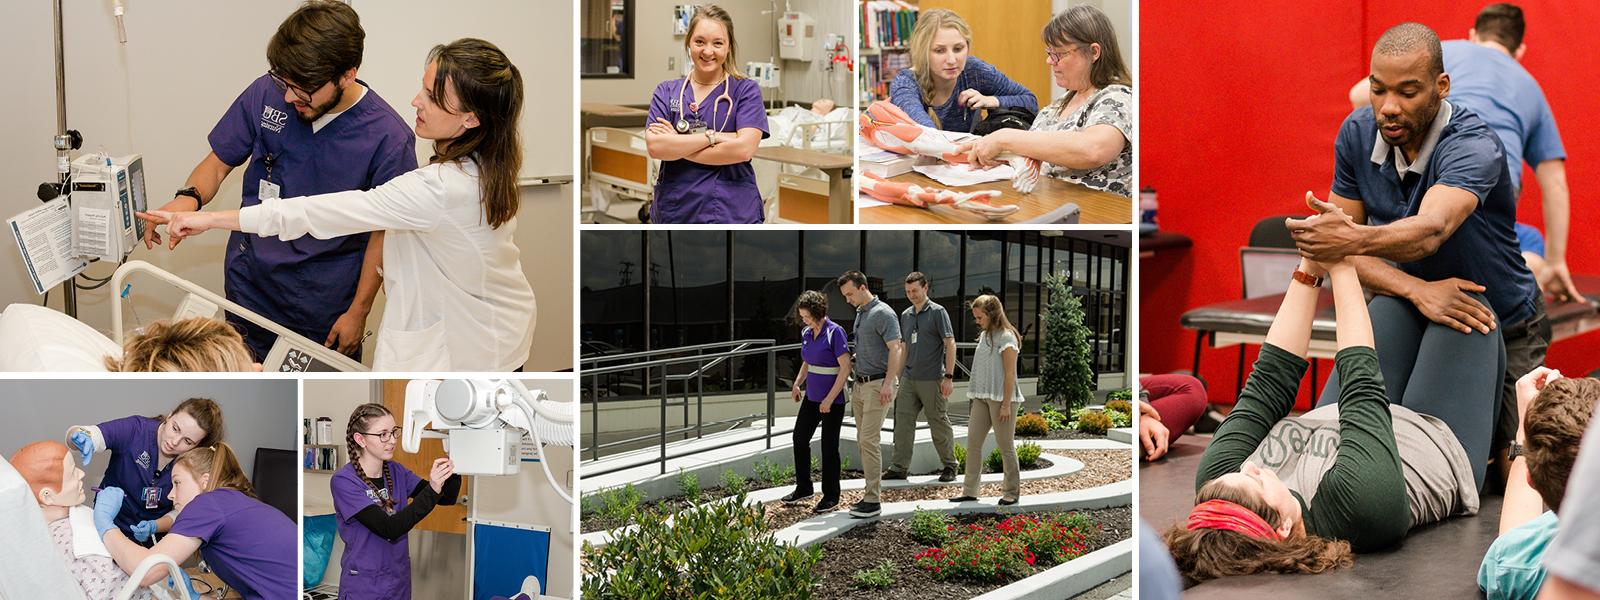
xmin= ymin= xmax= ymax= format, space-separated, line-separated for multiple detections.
xmin=1161 ymin=463 xmax=1353 ymax=582
xmin=10 ymin=441 xmax=86 ymax=515
xmin=106 ymin=317 xmax=257 ymax=372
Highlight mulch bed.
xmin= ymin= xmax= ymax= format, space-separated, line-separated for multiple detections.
xmin=811 ymin=506 xmax=1133 ymax=600
xmin=1020 ymin=429 xmax=1113 ymax=441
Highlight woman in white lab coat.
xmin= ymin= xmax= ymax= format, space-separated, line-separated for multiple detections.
xmin=140 ymin=38 xmax=535 ymax=372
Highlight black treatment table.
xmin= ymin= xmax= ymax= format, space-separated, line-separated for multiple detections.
xmin=1140 ymin=435 xmax=1504 ymax=598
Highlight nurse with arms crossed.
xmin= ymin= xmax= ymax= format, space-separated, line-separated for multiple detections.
xmin=141 ymin=38 xmax=536 ymax=372
xmin=96 ymin=443 xmax=297 ymax=600
xmin=643 ymin=4 xmax=771 ymax=224
xmin=330 ymin=403 xmax=461 ymax=599
xmin=67 ymin=398 xmax=225 ymax=546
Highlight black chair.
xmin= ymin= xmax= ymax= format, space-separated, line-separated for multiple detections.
xmin=252 ymin=447 xmax=298 ymax=521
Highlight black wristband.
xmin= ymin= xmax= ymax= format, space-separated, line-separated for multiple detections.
xmin=174 ymin=187 xmax=202 ymax=207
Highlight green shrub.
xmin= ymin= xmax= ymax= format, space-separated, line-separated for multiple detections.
xmin=914 ymin=527 xmax=1033 ymax=582
xmin=985 ymin=447 xmax=1004 ymax=473
xmin=1000 ymin=514 xmax=1094 ymax=565
xmin=841 ymin=454 xmax=852 ymax=472
xmin=582 ymin=493 xmax=822 ymax=599
xmin=753 ymin=457 xmax=794 ymax=488
xmin=677 ymin=470 xmax=701 ymax=504
xmin=910 ymin=508 xmax=952 ymax=546
xmin=1076 ymin=411 xmax=1113 ymax=435
xmin=1040 ymin=403 xmax=1070 ymax=431
xmin=721 ymin=469 xmax=748 ymax=496
xmin=585 ymin=484 xmax=642 ymax=523
xmin=810 ymin=455 xmax=820 ymax=474
xmin=1018 ymin=442 xmax=1042 ymax=468
xmin=1105 ymin=408 xmax=1131 ymax=428
xmin=1103 ymin=399 xmax=1132 ymax=414
xmin=1039 ymin=274 xmax=1097 ymax=411
xmin=1106 ymin=388 xmax=1133 ymax=402
xmin=1015 ymin=413 xmax=1049 ymax=437
xmin=851 ymin=559 xmax=897 ymax=589
xmin=952 ymin=444 xmax=967 ymax=474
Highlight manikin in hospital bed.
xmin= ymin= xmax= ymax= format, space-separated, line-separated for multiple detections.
xmin=0 ymin=261 xmax=364 ymax=372
xmin=1 ymin=441 xmax=189 ymax=600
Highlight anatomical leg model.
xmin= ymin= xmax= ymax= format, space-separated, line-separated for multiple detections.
xmin=859 ymin=101 xmax=1040 ymax=193
xmin=860 ymin=172 xmax=1020 ymax=220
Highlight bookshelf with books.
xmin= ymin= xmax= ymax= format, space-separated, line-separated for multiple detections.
xmin=859 ymin=0 xmax=918 ymax=103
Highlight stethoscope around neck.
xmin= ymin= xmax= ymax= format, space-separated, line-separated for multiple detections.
xmin=673 ymin=72 xmax=734 ymax=134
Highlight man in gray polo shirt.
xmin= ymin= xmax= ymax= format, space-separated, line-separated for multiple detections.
xmin=838 ymin=270 xmax=904 ymax=518
xmin=884 ymin=272 xmax=958 ymax=483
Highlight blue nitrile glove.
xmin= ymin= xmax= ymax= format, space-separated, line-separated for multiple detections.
xmin=166 ymin=568 xmax=200 ymax=600
xmin=93 ymin=487 xmax=125 ymax=539
xmin=130 ymin=519 xmax=159 ymax=542
xmin=70 ymin=431 xmax=94 ymax=467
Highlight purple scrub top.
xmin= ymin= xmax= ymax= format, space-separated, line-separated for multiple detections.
xmin=645 ymin=75 xmax=770 ymax=224
xmin=207 ymin=75 xmax=418 ymax=358
xmin=95 ymin=416 xmax=173 ymax=538
xmin=800 ymin=319 xmax=848 ymax=404
xmin=331 ymin=461 xmax=423 ymax=600
xmin=169 ymin=488 xmax=297 ymax=600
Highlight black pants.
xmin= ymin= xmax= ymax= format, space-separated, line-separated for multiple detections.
xmin=1496 ymin=296 xmax=1551 ymax=454
xmin=792 ymin=399 xmax=846 ymax=500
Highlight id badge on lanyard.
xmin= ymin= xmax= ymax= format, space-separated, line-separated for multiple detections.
xmin=258 ymin=153 xmax=281 ymax=200
xmin=141 ymin=486 xmax=161 ymax=510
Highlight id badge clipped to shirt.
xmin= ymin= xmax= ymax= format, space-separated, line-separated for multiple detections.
xmin=911 ymin=330 xmax=919 ymax=345
xmin=141 ymin=486 xmax=161 ymax=510
xmin=258 ymin=179 xmax=281 ymax=200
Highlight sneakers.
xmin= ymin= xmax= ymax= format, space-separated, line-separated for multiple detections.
xmin=938 ymin=466 xmax=957 ymax=482
xmin=948 ymin=495 xmax=978 ymax=503
xmin=781 ymin=490 xmax=815 ymax=504
xmin=812 ymin=497 xmax=840 ymax=513
xmin=849 ymin=501 xmax=882 ymax=518
xmin=882 ymin=469 xmax=908 ymax=480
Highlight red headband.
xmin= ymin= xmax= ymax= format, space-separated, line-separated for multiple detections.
xmin=1186 ymin=499 xmax=1283 ymax=541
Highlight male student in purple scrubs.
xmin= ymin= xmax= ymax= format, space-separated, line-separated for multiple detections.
xmin=144 ymin=1 xmax=417 ymax=360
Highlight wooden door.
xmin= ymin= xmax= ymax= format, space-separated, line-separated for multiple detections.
xmin=919 ymin=0 xmax=1056 ymax=106
xmin=382 ymin=379 xmax=470 ymax=535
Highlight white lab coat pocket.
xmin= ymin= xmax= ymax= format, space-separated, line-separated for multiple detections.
xmin=373 ymin=319 xmax=452 ymax=371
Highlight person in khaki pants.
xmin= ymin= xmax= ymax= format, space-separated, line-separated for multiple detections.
xmin=838 ymin=271 xmax=904 ymax=518
xmin=885 ymin=272 xmax=959 ymax=483
xmin=951 ymin=294 xmax=1022 ymax=506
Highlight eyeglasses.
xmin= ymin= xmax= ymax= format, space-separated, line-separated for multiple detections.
xmin=1045 ymin=44 xmax=1086 ymax=65
xmin=360 ymin=428 xmax=403 ymax=443
xmin=268 ymin=70 xmax=324 ymax=105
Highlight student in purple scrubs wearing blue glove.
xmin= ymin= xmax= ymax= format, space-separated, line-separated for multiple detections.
xmin=67 ymin=398 xmax=225 ymax=546
xmin=97 ymin=443 xmax=297 ymax=600
xmin=644 ymin=4 xmax=770 ymax=224
xmin=330 ymin=403 xmax=461 ymax=599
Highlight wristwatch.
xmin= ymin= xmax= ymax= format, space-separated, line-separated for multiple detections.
xmin=1291 ymin=270 xmax=1323 ymax=288
xmin=1509 ymin=440 xmax=1525 ymax=461
xmin=942 ymin=373 xmax=954 ymax=380
xmin=174 ymin=186 xmax=202 ymax=207
xmin=704 ymin=130 xmax=720 ymax=147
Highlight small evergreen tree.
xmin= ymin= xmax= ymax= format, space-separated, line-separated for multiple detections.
xmin=1039 ymin=273 xmax=1096 ymax=411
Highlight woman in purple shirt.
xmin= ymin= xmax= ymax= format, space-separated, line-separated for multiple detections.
xmin=785 ymin=290 xmax=853 ymax=513
xmin=97 ymin=443 xmax=297 ymax=600
xmin=644 ymin=4 xmax=771 ymax=224
xmin=67 ymin=398 xmax=225 ymax=545
xmin=329 ymin=403 xmax=461 ymax=599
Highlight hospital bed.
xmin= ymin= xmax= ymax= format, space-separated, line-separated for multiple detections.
xmin=583 ymin=106 xmax=854 ymax=224
xmin=0 ymin=260 xmax=366 ymax=372
xmin=0 ymin=453 xmax=190 ymax=600
xmin=1180 ymin=274 xmax=1600 ymax=401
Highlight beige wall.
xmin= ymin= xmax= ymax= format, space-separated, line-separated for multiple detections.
xmin=0 ymin=0 xmax=572 ymax=371
xmin=583 ymin=0 xmax=854 ymax=107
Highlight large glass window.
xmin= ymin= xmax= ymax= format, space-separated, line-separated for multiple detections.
xmin=580 ymin=231 xmax=643 ymax=355
xmin=866 ymin=230 xmax=916 ymax=314
xmin=963 ymin=234 xmax=1004 ymax=341
xmin=581 ymin=0 xmax=633 ymax=78
xmin=732 ymin=231 xmax=801 ymax=393
xmin=648 ymin=231 xmax=728 ymax=351
xmin=803 ymin=231 xmax=862 ymax=327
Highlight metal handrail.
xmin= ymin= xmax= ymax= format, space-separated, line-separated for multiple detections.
xmin=583 ymin=339 xmax=982 ymax=478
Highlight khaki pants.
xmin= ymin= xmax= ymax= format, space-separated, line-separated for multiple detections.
xmin=851 ymin=379 xmax=892 ymax=503
xmin=963 ymin=397 xmax=1020 ymax=501
xmin=890 ymin=379 xmax=957 ymax=472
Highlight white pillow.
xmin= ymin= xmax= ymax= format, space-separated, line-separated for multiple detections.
xmin=0 ymin=304 xmax=119 ymax=371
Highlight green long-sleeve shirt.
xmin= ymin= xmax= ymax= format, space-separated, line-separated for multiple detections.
xmin=1195 ymin=344 xmax=1411 ymax=552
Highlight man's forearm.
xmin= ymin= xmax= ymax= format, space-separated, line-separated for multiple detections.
xmin=348 ymin=231 xmax=384 ymax=315
xmin=1351 ymin=255 xmax=1420 ymax=300
xmin=183 ymin=153 xmax=233 ymax=208
xmin=1536 ymin=159 xmax=1570 ymax=264
xmin=1350 ymin=214 xmax=1454 ymax=262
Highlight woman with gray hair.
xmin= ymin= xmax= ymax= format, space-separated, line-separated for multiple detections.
xmin=956 ymin=6 xmax=1133 ymax=197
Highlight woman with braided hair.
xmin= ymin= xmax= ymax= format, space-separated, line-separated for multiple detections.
xmin=330 ymin=403 xmax=460 ymax=599
xmin=1164 ymin=253 xmax=1485 ymax=582
xmin=96 ymin=442 xmax=297 ymax=599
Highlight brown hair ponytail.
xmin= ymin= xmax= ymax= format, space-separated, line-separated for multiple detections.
xmin=175 ymin=442 xmax=256 ymax=499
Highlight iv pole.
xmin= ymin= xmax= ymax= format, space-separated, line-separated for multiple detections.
xmin=41 ymin=0 xmax=82 ymax=318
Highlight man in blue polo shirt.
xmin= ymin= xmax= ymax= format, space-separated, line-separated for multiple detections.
xmin=1289 ymin=22 xmax=1545 ymax=489
xmin=144 ymin=1 xmax=417 ymax=361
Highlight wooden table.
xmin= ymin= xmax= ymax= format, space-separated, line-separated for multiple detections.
xmin=857 ymin=171 xmax=1132 ymax=224
xmin=754 ymin=146 xmax=854 ymax=224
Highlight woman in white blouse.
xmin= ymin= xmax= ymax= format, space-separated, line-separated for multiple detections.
xmin=950 ymin=294 xmax=1023 ymax=505
xmin=140 ymin=39 xmax=535 ymax=372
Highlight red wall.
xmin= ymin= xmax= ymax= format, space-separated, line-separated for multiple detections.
xmin=1141 ymin=1 xmax=1600 ymax=406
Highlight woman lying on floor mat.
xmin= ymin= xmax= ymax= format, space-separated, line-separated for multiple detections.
xmin=1164 ymin=254 xmax=1485 ymax=582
